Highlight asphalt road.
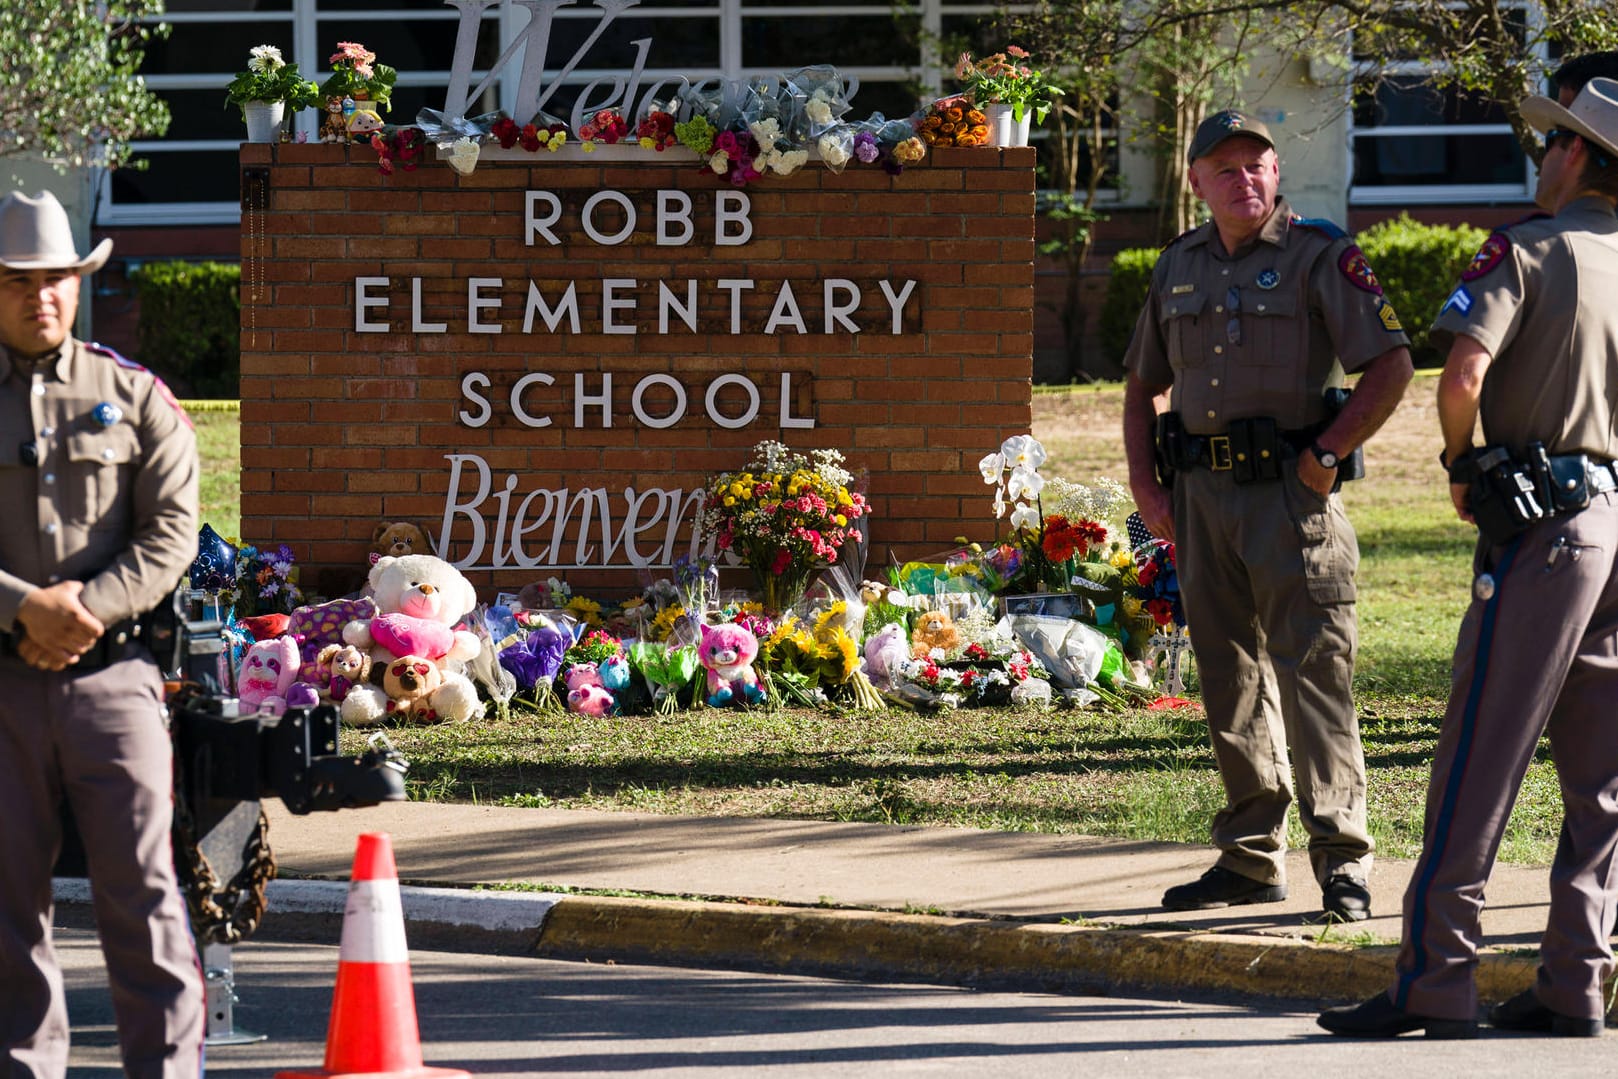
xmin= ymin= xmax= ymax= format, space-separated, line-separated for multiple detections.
xmin=55 ymin=927 xmax=1609 ymax=1077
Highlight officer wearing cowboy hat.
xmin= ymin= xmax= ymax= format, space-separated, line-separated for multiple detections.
xmin=1122 ymin=110 xmax=1415 ymax=924
xmin=1321 ymin=78 xmax=1618 ymax=1039
xmin=0 ymin=190 xmax=203 ymax=1075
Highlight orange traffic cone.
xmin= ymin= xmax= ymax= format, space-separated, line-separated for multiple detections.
xmin=277 ymin=832 xmax=469 ymax=1079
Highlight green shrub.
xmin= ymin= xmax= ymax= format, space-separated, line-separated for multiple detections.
xmin=1099 ymin=247 xmax=1159 ymax=367
xmin=133 ymin=261 xmax=240 ymax=398
xmin=1356 ymin=214 xmax=1488 ymax=368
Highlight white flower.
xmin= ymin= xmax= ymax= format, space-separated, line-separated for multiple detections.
xmin=1000 ymin=434 xmax=1047 ymax=471
xmin=1005 ymin=465 xmax=1044 ymax=503
xmin=749 ymin=118 xmax=784 ymax=145
xmin=769 ymin=149 xmax=809 ymax=176
xmin=806 ymin=97 xmax=834 ymax=126
xmin=817 ymin=134 xmax=850 ymax=168
xmin=992 ymin=490 xmax=1007 ymax=519
xmin=445 ymin=137 xmax=481 ymax=176
xmin=248 ymin=45 xmax=285 ymax=75
xmin=978 ymin=452 xmax=1005 ymax=484
xmin=1009 ymin=503 xmax=1042 ymax=531
xmin=709 ymin=149 xmax=730 ymax=175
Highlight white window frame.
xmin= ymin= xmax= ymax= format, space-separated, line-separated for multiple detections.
xmin=1347 ymin=4 xmax=1547 ymax=205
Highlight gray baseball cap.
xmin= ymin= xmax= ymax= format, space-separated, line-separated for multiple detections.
xmin=1188 ymin=109 xmax=1276 ymax=163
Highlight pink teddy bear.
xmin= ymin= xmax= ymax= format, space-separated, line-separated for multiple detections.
xmin=563 ymin=663 xmax=617 ymax=716
xmin=699 ymin=622 xmax=764 ymax=707
xmin=238 ymin=636 xmax=302 ymax=716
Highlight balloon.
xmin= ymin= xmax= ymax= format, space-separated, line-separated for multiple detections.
xmin=190 ymin=523 xmax=238 ymax=592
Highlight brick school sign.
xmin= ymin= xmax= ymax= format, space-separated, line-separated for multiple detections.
xmin=237 ymin=141 xmax=1034 ymax=594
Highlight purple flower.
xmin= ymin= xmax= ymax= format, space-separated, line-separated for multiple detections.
xmin=499 ymin=623 xmax=570 ymax=691
xmin=853 ymin=132 xmax=879 ymax=164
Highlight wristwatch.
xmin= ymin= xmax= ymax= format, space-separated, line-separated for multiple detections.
xmin=1309 ymin=442 xmax=1339 ymax=470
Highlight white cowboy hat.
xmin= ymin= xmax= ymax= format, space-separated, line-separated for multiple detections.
xmin=0 ymin=190 xmax=113 ymax=274
xmin=1520 ymin=76 xmax=1618 ymax=160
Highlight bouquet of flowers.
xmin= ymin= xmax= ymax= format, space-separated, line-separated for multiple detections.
xmin=627 ymin=640 xmax=701 ymax=715
xmin=954 ymin=45 xmax=1061 ymax=124
xmin=637 ymin=110 xmax=678 ymax=151
xmin=233 ymin=542 xmax=302 ymax=616
xmin=702 ymin=440 xmax=869 ymax=615
xmin=916 ymin=95 xmax=990 ymax=148
xmin=224 ymin=44 xmax=320 ymax=114
xmin=783 ymin=65 xmax=854 ymax=139
xmin=578 ymin=107 xmax=630 ymax=147
xmin=491 ymin=116 xmax=568 ymax=152
xmin=1132 ymin=540 xmax=1183 ymax=628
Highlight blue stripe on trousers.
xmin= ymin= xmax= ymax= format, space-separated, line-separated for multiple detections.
xmin=1395 ymin=539 xmax=1520 ymax=1009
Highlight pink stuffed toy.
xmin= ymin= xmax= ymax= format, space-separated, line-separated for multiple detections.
xmin=238 ymin=636 xmax=301 ymax=716
xmin=563 ymin=663 xmax=617 ymax=715
xmin=698 ymin=622 xmax=764 ymax=707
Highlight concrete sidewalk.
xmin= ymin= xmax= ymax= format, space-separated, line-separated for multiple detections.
xmin=249 ymin=801 xmax=1562 ymax=1007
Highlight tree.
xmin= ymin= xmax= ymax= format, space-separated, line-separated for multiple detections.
xmin=0 ymin=0 xmax=170 ymax=172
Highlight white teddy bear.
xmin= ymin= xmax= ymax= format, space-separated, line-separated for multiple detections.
xmin=339 ymin=554 xmax=486 ymax=725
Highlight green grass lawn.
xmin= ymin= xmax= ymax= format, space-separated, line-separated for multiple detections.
xmin=196 ymin=386 xmax=1566 ymax=865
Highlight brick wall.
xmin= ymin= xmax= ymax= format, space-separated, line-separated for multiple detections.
xmin=239 ymin=141 xmax=1034 ymax=596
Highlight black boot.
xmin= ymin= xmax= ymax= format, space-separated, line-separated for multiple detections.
xmin=1490 ymin=989 xmax=1604 ymax=1037
xmin=1317 ymin=993 xmax=1477 ymax=1039
xmin=1161 ymin=866 xmax=1286 ymax=911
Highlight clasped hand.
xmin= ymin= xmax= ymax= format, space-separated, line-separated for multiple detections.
xmin=15 ymin=582 xmax=105 ymax=671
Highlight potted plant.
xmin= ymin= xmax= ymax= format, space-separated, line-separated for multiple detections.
xmin=225 ymin=45 xmax=320 ymax=142
xmin=955 ymin=46 xmax=1061 ymax=147
xmin=319 ymin=41 xmax=397 ymax=112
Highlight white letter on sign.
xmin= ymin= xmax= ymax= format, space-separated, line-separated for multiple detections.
xmin=656 ymin=190 xmax=694 ymax=246
xmin=355 ymin=276 xmax=390 ymax=332
xmin=582 ymin=190 xmax=636 ymax=246
xmin=440 ymin=454 xmax=492 ymax=569
xmin=525 ymin=191 xmax=562 ymax=246
xmin=714 ymin=190 xmax=752 ymax=246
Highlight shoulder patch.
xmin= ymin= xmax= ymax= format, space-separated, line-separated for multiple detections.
xmin=1440 ymin=285 xmax=1474 ymax=316
xmin=1337 ymin=244 xmax=1384 ymax=295
xmin=1290 ymin=215 xmax=1348 ymax=240
xmin=1461 ymin=233 xmax=1511 ymax=281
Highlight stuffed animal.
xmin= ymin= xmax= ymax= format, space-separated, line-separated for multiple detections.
xmin=567 ymin=682 xmax=616 ymax=717
xmin=863 ymin=622 xmax=910 ymax=689
xmin=563 ymin=662 xmax=618 ymax=715
xmin=911 ymin=608 xmax=960 ymax=659
xmin=370 ymin=521 xmax=432 ymax=561
xmin=598 ymin=652 xmax=631 ymax=695
xmin=315 ymin=643 xmax=372 ymax=702
xmin=698 ymin=622 xmax=764 ymax=707
xmin=379 ymin=655 xmax=445 ymax=723
xmin=290 ymin=596 xmax=378 ymax=683
xmin=347 ymin=104 xmax=383 ymax=139
xmin=240 ymin=613 xmax=291 ymax=642
xmin=238 ymin=636 xmax=302 ymax=715
xmin=340 ymin=554 xmax=484 ymax=726
xmin=320 ymin=96 xmax=348 ymax=143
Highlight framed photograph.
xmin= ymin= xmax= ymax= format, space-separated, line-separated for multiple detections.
xmin=998 ymin=592 xmax=1090 ymax=620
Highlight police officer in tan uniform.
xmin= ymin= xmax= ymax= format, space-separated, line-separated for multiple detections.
xmin=1320 ymin=78 xmax=1618 ymax=1041
xmin=0 ymin=191 xmax=204 ymax=1076
xmin=1122 ymin=111 xmax=1414 ymax=922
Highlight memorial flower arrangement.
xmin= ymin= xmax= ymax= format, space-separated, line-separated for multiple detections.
xmin=225 ymin=45 xmax=321 ymax=114
xmin=321 ymin=40 xmax=397 ymax=111
xmin=701 ymin=440 xmax=869 ymax=615
xmin=954 ymin=45 xmax=1061 ymax=124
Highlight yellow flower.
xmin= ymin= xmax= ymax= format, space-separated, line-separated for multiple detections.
xmin=729 ymin=482 xmax=744 ymax=497
xmin=1121 ymin=596 xmax=1145 ymax=619
xmin=834 ymin=514 xmax=847 ymax=527
xmin=650 ymin=604 xmax=686 ymax=641
xmin=639 ymin=136 xmax=655 ymax=149
xmin=812 ymin=602 xmax=848 ymax=639
xmin=566 ymin=596 xmax=603 ymax=627
xmin=581 ymin=141 xmax=596 ymax=153
xmin=724 ymin=496 xmax=736 ymax=507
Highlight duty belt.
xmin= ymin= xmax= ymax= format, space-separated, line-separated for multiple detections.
xmin=1584 ymin=458 xmax=1618 ymax=494
xmin=1169 ymin=417 xmax=1319 ymax=483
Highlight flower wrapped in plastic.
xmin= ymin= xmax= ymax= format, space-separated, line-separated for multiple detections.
xmin=748 ymin=117 xmax=810 ymax=177
xmin=737 ymin=74 xmax=790 ymax=134
xmin=1004 ymin=612 xmax=1149 ymax=708
xmin=467 ymin=604 xmax=520 ymax=717
xmin=805 ymin=533 xmax=885 ymax=711
xmin=498 ymin=611 xmax=574 ymax=706
xmin=874 ymin=116 xmax=927 ymax=175
xmin=815 ymin=123 xmax=857 ymax=173
xmin=674 ymin=114 xmax=717 ymax=156
xmin=627 ymin=640 xmax=701 ymax=715
xmin=708 ymin=128 xmax=763 ymax=187
xmin=678 ymin=77 xmax=736 ymax=132
xmin=783 ymin=64 xmax=855 ymax=139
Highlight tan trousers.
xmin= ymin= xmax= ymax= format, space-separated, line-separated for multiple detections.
xmin=1174 ymin=465 xmax=1373 ymax=889
xmin=0 ymin=654 xmax=203 ymax=1079
xmin=1393 ymin=492 xmax=1618 ymax=1022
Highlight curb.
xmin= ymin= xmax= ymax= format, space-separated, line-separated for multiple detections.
xmin=55 ymin=877 xmax=1538 ymax=1005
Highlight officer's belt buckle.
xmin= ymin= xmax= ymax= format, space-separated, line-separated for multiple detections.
xmin=1207 ymin=435 xmax=1233 ymax=471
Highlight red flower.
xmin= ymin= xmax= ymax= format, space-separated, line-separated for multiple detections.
xmin=491 ymin=116 xmax=520 ymax=149
xmin=519 ymin=123 xmax=542 ymax=152
xmin=771 ymin=549 xmax=792 ymax=575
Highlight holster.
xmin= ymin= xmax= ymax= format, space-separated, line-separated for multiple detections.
xmin=1467 ymin=446 xmax=1546 ymax=545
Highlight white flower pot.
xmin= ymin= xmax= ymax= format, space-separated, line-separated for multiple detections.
xmin=242 ymin=100 xmax=285 ymax=143
xmin=984 ymin=103 xmax=1015 ymax=147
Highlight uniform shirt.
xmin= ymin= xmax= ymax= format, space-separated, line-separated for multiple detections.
xmin=1430 ymin=195 xmax=1618 ymax=461
xmin=0 ymin=338 xmax=199 ymax=632
xmin=1125 ymin=198 xmax=1410 ymax=435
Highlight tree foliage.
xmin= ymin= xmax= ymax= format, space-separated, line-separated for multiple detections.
xmin=0 ymin=0 xmax=171 ymax=171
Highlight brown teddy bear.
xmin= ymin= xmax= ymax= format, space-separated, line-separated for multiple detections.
xmin=911 ymin=608 xmax=960 ymax=659
xmin=370 ymin=521 xmax=432 ymax=561
xmin=379 ymin=654 xmax=445 ymax=723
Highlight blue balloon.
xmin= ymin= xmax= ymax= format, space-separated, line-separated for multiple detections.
xmin=190 ymin=523 xmax=238 ymax=592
